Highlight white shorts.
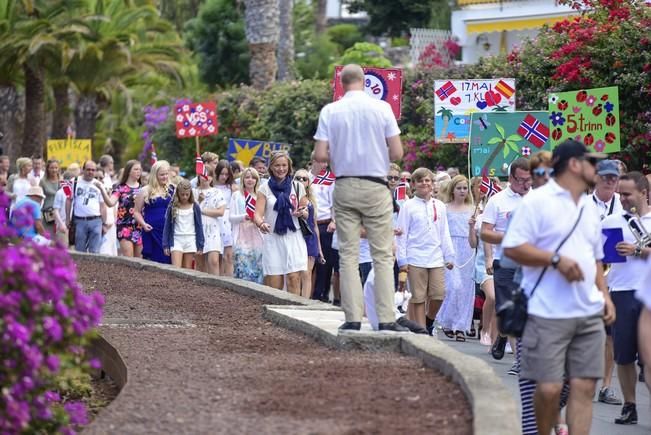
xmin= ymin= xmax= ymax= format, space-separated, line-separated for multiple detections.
xmin=171 ymin=234 xmax=197 ymax=253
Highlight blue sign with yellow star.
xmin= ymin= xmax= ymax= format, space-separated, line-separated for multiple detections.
xmin=227 ymin=138 xmax=291 ymax=166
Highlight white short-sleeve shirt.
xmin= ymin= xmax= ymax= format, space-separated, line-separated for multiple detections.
xmin=482 ymin=186 xmax=524 ymax=260
xmin=72 ymin=178 xmax=104 ymax=217
xmin=502 ymin=179 xmax=605 ymax=319
xmin=314 ymin=90 xmax=400 ymax=178
xmin=602 ymin=211 xmax=651 ymax=292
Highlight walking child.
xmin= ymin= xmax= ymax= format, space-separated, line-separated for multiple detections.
xmin=163 ymin=179 xmax=204 ymax=269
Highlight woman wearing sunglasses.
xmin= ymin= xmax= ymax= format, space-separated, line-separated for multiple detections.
xmin=530 ymin=151 xmax=553 ymax=189
xmin=294 ymin=169 xmax=323 ymax=298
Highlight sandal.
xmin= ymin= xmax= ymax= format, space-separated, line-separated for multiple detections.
xmin=443 ymin=328 xmax=455 ymax=339
xmin=455 ymin=331 xmax=466 ymax=342
xmin=466 ymin=327 xmax=476 ymax=338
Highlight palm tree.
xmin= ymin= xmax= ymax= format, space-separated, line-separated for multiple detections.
xmin=66 ymin=0 xmax=183 ymax=140
xmin=483 ymin=123 xmax=523 ymax=175
xmin=0 ymin=0 xmax=23 ymax=161
xmin=244 ymin=0 xmax=279 ymax=89
xmin=277 ymin=0 xmax=294 ymax=81
xmin=437 ymin=107 xmax=453 ymax=139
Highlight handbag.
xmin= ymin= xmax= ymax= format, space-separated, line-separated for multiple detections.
xmin=497 ymin=206 xmax=585 ymax=337
xmin=293 ymin=181 xmax=314 ymax=237
xmin=42 ymin=207 xmax=55 ymax=224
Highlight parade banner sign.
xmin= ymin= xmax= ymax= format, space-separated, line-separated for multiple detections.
xmin=227 ymin=138 xmax=291 ymax=166
xmin=175 ymin=102 xmax=218 ymax=138
xmin=46 ymin=138 xmax=92 ymax=167
xmin=548 ymin=86 xmax=620 ymax=153
xmin=333 ymin=66 xmax=403 ymax=119
xmin=469 ymin=111 xmax=551 ymax=178
xmin=434 ymin=79 xmax=516 ymax=143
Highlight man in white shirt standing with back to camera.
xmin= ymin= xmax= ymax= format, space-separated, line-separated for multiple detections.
xmin=502 ymin=140 xmax=616 ymax=435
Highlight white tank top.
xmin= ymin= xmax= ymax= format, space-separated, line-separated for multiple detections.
xmin=174 ymin=207 xmax=195 ymax=236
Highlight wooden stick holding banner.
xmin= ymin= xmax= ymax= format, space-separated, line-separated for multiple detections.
xmin=195 ymin=136 xmax=200 ymax=155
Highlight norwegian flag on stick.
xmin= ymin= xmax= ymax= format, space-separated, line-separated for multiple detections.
xmin=195 ymin=153 xmax=207 ymax=178
xmin=312 ymin=169 xmax=335 ymax=186
xmin=60 ymin=180 xmax=73 ymax=198
xmin=244 ymin=191 xmax=256 ymax=219
xmin=150 ymin=144 xmax=158 ymax=164
xmin=393 ymin=178 xmax=408 ymax=201
xmin=480 ymin=175 xmax=501 ymax=199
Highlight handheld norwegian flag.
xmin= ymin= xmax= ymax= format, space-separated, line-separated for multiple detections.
xmin=480 ymin=176 xmax=501 ymax=199
xmin=150 ymin=144 xmax=158 ymax=164
xmin=60 ymin=180 xmax=73 ymax=198
xmin=195 ymin=153 xmax=207 ymax=178
xmin=393 ymin=178 xmax=407 ymax=201
xmin=517 ymin=114 xmax=549 ymax=148
xmin=312 ymin=169 xmax=335 ymax=186
xmin=244 ymin=191 xmax=256 ymax=219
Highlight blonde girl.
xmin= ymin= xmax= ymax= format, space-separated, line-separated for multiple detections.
xmin=163 ymin=179 xmax=204 ymax=269
xmin=294 ymin=168 xmax=323 ymax=298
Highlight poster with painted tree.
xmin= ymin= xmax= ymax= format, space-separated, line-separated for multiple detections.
xmin=469 ymin=112 xmax=552 ymax=178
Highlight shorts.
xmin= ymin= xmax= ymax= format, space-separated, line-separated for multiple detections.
xmin=493 ymin=260 xmax=518 ymax=312
xmin=611 ymin=290 xmax=642 ymax=365
xmin=407 ymin=265 xmax=445 ymax=303
xmin=520 ymin=314 xmax=605 ymax=383
xmin=171 ymin=234 xmax=197 ymax=253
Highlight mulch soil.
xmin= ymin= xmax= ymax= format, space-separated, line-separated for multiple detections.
xmin=77 ymin=259 xmax=472 ymax=434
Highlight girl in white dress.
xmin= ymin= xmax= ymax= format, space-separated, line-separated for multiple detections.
xmin=253 ymin=151 xmax=309 ymax=295
xmin=194 ymin=169 xmax=226 ymax=275
xmin=214 ymin=160 xmax=238 ymax=276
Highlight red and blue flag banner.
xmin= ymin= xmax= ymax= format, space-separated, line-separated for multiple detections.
xmin=312 ymin=169 xmax=335 ymax=186
xmin=517 ymin=114 xmax=549 ymax=148
xmin=480 ymin=176 xmax=501 ymax=199
xmin=175 ymin=102 xmax=218 ymax=139
xmin=435 ymin=80 xmax=457 ymax=101
xmin=150 ymin=144 xmax=158 ymax=164
xmin=195 ymin=153 xmax=207 ymax=178
xmin=393 ymin=178 xmax=407 ymax=201
xmin=244 ymin=191 xmax=256 ymax=219
xmin=332 ymin=66 xmax=403 ymax=119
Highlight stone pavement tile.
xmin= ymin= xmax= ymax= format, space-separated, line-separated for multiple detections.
xmin=441 ymin=334 xmax=651 ymax=435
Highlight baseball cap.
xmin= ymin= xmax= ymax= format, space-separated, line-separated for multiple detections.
xmin=552 ymin=139 xmax=606 ymax=171
xmin=596 ymin=159 xmax=620 ymax=177
xmin=26 ymin=186 xmax=46 ymax=199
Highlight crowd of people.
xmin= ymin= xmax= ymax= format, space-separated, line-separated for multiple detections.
xmin=2 ymin=63 xmax=650 ymax=435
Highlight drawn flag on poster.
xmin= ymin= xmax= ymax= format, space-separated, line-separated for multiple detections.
xmin=495 ymin=80 xmax=515 ymax=99
xmin=195 ymin=153 xmax=207 ymax=177
xmin=435 ymin=81 xmax=457 ymax=100
xmin=517 ymin=114 xmax=549 ymax=148
xmin=175 ymin=102 xmax=218 ymax=138
xmin=312 ymin=169 xmax=335 ymax=186
xmin=333 ymin=66 xmax=403 ymax=119
xmin=480 ymin=176 xmax=501 ymax=198
xmin=393 ymin=179 xmax=407 ymax=201
xmin=245 ymin=191 xmax=256 ymax=219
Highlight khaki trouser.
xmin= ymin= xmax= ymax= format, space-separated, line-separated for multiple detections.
xmin=334 ymin=177 xmax=395 ymax=323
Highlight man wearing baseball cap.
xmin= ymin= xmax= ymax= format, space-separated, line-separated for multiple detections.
xmin=502 ymin=139 xmax=615 ymax=435
xmin=10 ymin=185 xmax=46 ymax=239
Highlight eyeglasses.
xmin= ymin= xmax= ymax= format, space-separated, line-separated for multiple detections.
xmin=404 ymin=178 xmax=412 ymax=182
xmin=533 ymin=167 xmax=553 ymax=177
xmin=512 ymin=175 xmax=532 ymax=185
xmin=387 ymin=176 xmax=400 ymax=181
xmin=600 ymin=174 xmax=618 ymax=182
xmin=578 ymin=156 xmax=599 ymax=167
xmin=294 ymin=176 xmax=309 ymax=182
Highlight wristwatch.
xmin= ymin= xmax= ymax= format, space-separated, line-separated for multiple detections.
xmin=551 ymin=253 xmax=561 ymax=269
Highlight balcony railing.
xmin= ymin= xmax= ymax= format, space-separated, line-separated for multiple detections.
xmin=458 ymin=0 xmax=527 ymax=5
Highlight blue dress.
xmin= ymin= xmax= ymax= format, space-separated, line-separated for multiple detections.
xmin=142 ymin=186 xmax=174 ymax=264
xmin=304 ymin=203 xmax=319 ymax=257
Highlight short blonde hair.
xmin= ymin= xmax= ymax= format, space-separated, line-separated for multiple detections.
xmin=268 ymin=151 xmax=293 ymax=178
xmin=16 ymin=157 xmax=31 ymax=173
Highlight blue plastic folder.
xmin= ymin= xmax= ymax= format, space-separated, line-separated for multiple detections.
xmin=602 ymin=227 xmax=626 ymax=263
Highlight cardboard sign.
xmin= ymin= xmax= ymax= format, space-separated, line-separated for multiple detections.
xmin=469 ymin=111 xmax=551 ymax=178
xmin=175 ymin=102 xmax=218 ymax=138
xmin=548 ymin=86 xmax=620 ymax=153
xmin=434 ymin=79 xmax=516 ymax=143
xmin=227 ymin=138 xmax=291 ymax=166
xmin=46 ymin=139 xmax=92 ymax=167
xmin=333 ymin=66 xmax=403 ymax=119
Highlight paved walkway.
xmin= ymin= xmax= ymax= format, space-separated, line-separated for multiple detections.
xmin=442 ymin=333 xmax=650 ymax=435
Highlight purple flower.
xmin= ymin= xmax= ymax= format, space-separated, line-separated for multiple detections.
xmin=604 ymin=101 xmax=614 ymax=112
xmin=64 ymin=402 xmax=89 ymax=425
xmin=550 ymin=111 xmax=565 ymax=126
xmin=45 ymin=355 xmax=60 ymax=372
xmin=88 ymin=358 xmax=101 ymax=370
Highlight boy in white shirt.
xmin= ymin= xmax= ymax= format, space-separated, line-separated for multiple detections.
xmin=396 ymin=168 xmax=455 ymax=330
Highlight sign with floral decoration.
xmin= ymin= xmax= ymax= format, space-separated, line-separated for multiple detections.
xmin=332 ymin=66 xmax=403 ymax=119
xmin=548 ymin=86 xmax=620 ymax=153
xmin=175 ymin=102 xmax=218 ymax=138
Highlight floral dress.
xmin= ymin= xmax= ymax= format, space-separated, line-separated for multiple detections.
xmin=113 ymin=183 xmax=142 ymax=244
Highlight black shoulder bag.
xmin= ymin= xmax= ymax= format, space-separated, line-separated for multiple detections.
xmin=293 ymin=181 xmax=313 ymax=237
xmin=498 ymin=206 xmax=585 ymax=337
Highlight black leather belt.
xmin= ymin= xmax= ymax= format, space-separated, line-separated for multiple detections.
xmin=74 ymin=215 xmax=101 ymax=221
xmin=336 ymin=176 xmax=388 ymax=187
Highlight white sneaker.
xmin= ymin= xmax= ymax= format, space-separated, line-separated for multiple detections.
xmin=505 ymin=342 xmax=513 ymax=354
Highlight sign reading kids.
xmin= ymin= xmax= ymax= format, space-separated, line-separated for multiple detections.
xmin=548 ymin=86 xmax=620 ymax=153
xmin=332 ymin=66 xmax=403 ymax=119
xmin=175 ymin=102 xmax=218 ymax=138
xmin=434 ymin=79 xmax=516 ymax=144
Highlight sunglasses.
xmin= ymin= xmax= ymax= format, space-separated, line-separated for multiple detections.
xmin=404 ymin=178 xmax=411 ymax=182
xmin=579 ymin=156 xmax=599 ymax=167
xmin=387 ymin=176 xmax=400 ymax=181
xmin=294 ymin=176 xmax=309 ymax=182
xmin=533 ymin=167 xmax=553 ymax=177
